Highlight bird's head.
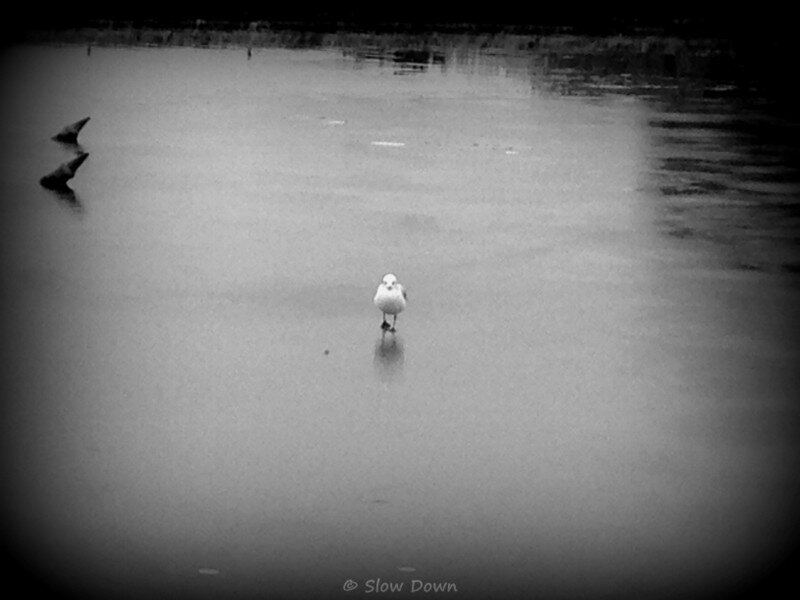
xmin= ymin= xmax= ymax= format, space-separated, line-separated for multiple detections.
xmin=382 ymin=273 xmax=398 ymax=290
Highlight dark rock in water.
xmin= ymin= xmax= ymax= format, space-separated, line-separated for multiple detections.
xmin=52 ymin=117 xmax=90 ymax=144
xmin=40 ymin=152 xmax=89 ymax=190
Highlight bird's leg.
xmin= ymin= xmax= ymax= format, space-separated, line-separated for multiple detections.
xmin=381 ymin=313 xmax=390 ymax=330
xmin=390 ymin=314 xmax=397 ymax=333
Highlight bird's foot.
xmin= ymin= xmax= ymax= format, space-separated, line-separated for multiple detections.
xmin=389 ymin=326 xmax=396 ymax=333
xmin=381 ymin=321 xmax=391 ymax=330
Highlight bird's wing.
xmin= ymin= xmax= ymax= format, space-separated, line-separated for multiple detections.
xmin=401 ymin=286 xmax=407 ymax=300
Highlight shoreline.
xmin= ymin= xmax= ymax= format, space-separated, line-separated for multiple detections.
xmin=18 ymin=27 xmax=732 ymax=50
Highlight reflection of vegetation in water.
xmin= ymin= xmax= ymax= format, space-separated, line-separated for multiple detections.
xmin=21 ymin=19 xmax=774 ymax=93
xmin=26 ymin=23 xmax=765 ymax=101
xmin=23 ymin=23 xmax=738 ymax=81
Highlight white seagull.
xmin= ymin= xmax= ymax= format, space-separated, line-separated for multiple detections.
xmin=374 ymin=273 xmax=407 ymax=333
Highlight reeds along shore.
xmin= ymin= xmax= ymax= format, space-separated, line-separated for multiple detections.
xmin=24 ymin=27 xmax=727 ymax=52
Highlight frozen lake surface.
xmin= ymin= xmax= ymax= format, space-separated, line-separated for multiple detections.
xmin=1 ymin=43 xmax=799 ymax=599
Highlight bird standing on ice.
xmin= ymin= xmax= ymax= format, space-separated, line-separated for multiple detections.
xmin=374 ymin=274 xmax=407 ymax=333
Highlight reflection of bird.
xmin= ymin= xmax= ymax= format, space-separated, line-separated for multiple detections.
xmin=40 ymin=152 xmax=90 ymax=191
xmin=374 ymin=335 xmax=404 ymax=381
xmin=374 ymin=273 xmax=407 ymax=333
xmin=52 ymin=117 xmax=90 ymax=144
xmin=375 ymin=336 xmax=404 ymax=363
